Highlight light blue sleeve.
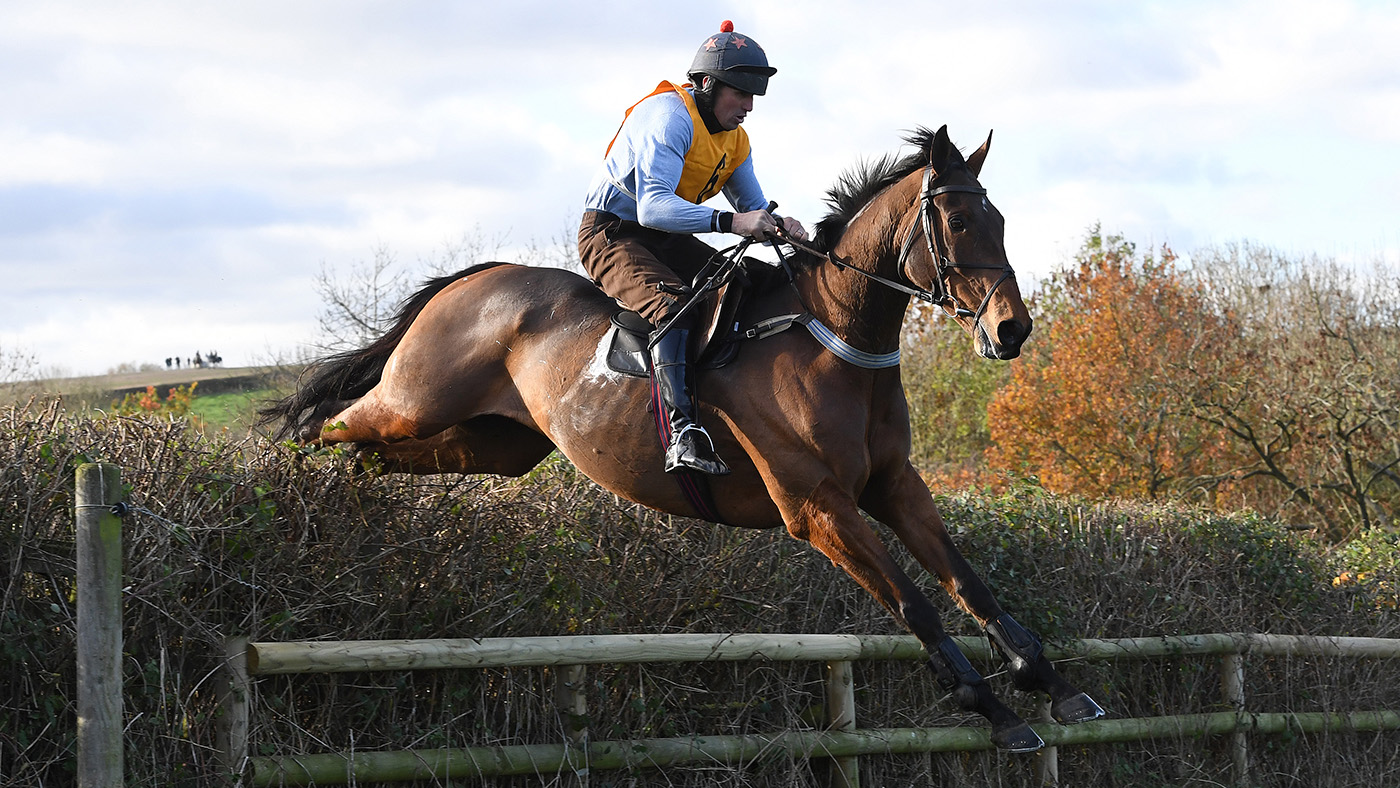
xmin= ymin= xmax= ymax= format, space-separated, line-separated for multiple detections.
xmin=583 ymin=90 xmax=767 ymax=234
xmin=722 ymin=155 xmax=769 ymax=215
xmin=582 ymin=93 xmax=694 ymax=226
xmin=632 ymin=107 xmax=714 ymax=232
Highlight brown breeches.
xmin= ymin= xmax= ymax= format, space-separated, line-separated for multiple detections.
xmin=577 ymin=210 xmax=720 ymax=329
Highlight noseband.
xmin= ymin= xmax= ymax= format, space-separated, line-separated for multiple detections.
xmin=892 ymin=166 xmax=1017 ymax=322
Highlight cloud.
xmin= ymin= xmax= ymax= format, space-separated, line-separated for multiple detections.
xmin=0 ymin=184 xmax=345 ymax=236
xmin=1 ymin=0 xmax=1397 ymax=375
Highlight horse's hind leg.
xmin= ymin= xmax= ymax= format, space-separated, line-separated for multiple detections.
xmin=367 ymin=416 xmax=556 ymax=476
xmin=862 ymin=465 xmax=1105 ymax=726
xmin=315 ymin=383 xmax=459 ymax=447
xmin=316 ymin=383 xmax=555 ymax=476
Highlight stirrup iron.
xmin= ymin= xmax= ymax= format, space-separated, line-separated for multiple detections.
xmin=665 ymin=424 xmax=731 ymax=476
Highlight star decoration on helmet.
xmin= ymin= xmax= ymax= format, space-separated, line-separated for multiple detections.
xmin=732 ymin=36 xmax=748 ymax=49
xmin=704 ymin=36 xmax=720 ymax=50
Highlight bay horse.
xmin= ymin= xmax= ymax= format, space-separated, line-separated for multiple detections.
xmin=262 ymin=125 xmax=1103 ymax=752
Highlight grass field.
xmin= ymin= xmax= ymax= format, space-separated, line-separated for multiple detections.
xmin=2 ymin=365 xmax=294 ymax=435
xmin=190 ymin=387 xmax=279 ymax=434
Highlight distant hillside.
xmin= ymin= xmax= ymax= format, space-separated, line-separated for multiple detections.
xmin=2 ymin=365 xmax=300 ymax=404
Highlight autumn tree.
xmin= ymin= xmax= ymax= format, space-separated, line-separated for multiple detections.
xmin=986 ymin=229 xmax=1400 ymax=539
xmin=986 ymin=228 xmax=1236 ymax=500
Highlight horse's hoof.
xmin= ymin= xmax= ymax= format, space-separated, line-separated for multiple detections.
xmin=1052 ymin=691 xmax=1105 ymax=725
xmin=991 ymin=721 xmax=1045 ymax=753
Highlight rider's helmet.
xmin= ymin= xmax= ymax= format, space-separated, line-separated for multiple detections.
xmin=687 ymin=20 xmax=777 ymax=96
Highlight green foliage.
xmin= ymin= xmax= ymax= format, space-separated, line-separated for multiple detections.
xmin=935 ymin=485 xmax=1330 ymax=642
xmin=1332 ymin=529 xmax=1400 ymax=611
xmin=189 ymin=388 xmax=275 ymax=433
xmin=900 ymin=312 xmax=1010 ymax=484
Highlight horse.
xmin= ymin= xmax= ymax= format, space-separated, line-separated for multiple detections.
xmin=262 ymin=125 xmax=1103 ymax=752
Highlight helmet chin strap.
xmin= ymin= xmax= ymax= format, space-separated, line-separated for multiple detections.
xmin=691 ymin=76 xmax=725 ymax=134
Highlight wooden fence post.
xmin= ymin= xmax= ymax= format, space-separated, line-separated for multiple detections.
xmin=76 ymin=463 xmax=124 ymax=788
xmin=1221 ymin=651 xmax=1248 ymax=786
xmin=1034 ymin=695 xmax=1058 ymax=786
xmin=554 ymin=664 xmax=588 ymax=786
xmin=825 ymin=660 xmax=858 ymax=788
xmin=218 ymin=637 xmax=252 ymax=779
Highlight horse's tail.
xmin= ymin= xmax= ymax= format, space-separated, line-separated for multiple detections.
xmin=259 ymin=263 xmax=509 ymax=441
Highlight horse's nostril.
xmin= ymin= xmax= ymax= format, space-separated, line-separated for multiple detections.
xmin=997 ymin=319 xmax=1028 ymax=350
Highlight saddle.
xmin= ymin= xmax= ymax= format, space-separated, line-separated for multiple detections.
xmin=604 ymin=257 xmax=787 ymax=377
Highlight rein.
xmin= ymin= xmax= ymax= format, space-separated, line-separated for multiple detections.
xmin=774 ymin=166 xmax=1016 ymax=323
xmin=685 ymin=167 xmax=1019 ymax=370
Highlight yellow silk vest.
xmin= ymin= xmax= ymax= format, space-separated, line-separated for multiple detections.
xmin=605 ymin=80 xmax=751 ymax=204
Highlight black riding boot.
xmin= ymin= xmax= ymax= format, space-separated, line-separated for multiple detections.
xmin=649 ymin=328 xmax=731 ymax=476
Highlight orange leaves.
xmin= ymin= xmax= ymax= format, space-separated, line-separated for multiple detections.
xmin=112 ymin=381 xmax=199 ymax=418
xmin=983 ymin=232 xmax=1399 ymax=539
xmin=987 ymin=229 xmax=1233 ymax=501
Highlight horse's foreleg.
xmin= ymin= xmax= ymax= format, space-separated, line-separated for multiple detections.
xmin=861 ymin=465 xmax=1105 ymax=726
xmin=787 ymin=479 xmax=1043 ymax=752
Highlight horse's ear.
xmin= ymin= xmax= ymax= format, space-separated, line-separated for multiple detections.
xmin=929 ymin=125 xmax=954 ymax=171
xmin=966 ymin=130 xmax=993 ymax=177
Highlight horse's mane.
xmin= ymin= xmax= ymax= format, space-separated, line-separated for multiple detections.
xmin=809 ymin=126 xmax=944 ymax=258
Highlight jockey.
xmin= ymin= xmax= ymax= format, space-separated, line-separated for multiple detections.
xmin=578 ymin=20 xmax=808 ymax=477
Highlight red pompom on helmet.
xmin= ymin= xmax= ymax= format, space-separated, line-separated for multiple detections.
xmin=688 ymin=21 xmax=776 ymax=96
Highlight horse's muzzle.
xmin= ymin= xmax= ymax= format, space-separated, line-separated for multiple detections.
xmin=977 ymin=317 xmax=1033 ymax=360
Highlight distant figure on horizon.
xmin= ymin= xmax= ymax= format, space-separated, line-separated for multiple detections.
xmin=174 ymin=357 xmax=181 ymax=369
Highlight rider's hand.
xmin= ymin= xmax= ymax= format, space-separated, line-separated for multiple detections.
xmin=779 ymin=216 xmax=808 ymax=242
xmin=732 ymin=210 xmax=807 ymax=242
xmin=732 ymin=208 xmax=778 ymax=240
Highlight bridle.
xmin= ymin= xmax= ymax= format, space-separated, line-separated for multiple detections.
xmin=894 ymin=167 xmax=1016 ymax=321
xmin=779 ymin=166 xmax=1017 ymax=323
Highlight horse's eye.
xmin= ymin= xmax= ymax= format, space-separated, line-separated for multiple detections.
xmin=949 ymin=216 xmax=967 ymax=232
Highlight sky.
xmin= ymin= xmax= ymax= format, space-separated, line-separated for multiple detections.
xmin=3 ymin=0 xmax=1398 ymax=377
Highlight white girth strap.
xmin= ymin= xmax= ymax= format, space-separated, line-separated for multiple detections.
xmin=743 ymin=313 xmax=901 ymax=369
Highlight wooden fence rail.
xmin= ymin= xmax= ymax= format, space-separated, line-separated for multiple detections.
xmin=224 ymin=632 xmax=1400 ymax=787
